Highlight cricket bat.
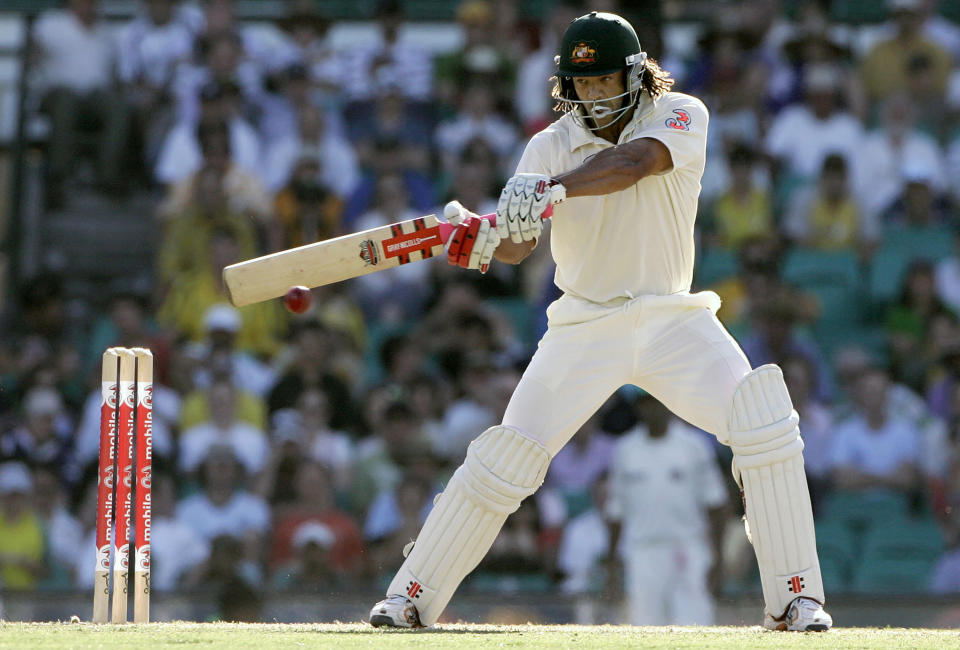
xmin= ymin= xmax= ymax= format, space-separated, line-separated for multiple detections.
xmin=223 ymin=206 xmax=552 ymax=307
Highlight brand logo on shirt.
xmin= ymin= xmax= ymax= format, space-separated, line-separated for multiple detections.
xmin=570 ymin=41 xmax=598 ymax=65
xmin=665 ymin=108 xmax=691 ymax=131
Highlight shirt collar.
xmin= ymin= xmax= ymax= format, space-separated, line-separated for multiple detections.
xmin=565 ymin=92 xmax=659 ymax=152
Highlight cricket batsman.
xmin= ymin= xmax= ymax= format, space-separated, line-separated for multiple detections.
xmin=369 ymin=11 xmax=832 ymax=632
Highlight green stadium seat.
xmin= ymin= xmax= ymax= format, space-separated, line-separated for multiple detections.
xmin=814 ymin=519 xmax=858 ymax=593
xmin=829 ymin=0 xmax=889 ymax=23
xmin=487 ymin=297 xmax=534 ymax=349
xmin=783 ymin=249 xmax=861 ymax=291
xmin=850 ymin=516 xmax=945 ymax=594
xmin=820 ymin=490 xmax=911 ymax=533
xmin=695 ymin=248 xmax=738 ymax=288
xmin=868 ymin=226 xmax=955 ymax=303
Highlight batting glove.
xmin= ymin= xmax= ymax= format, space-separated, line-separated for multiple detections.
xmin=496 ymin=173 xmax=564 ymax=244
xmin=444 ymin=201 xmax=501 ymax=273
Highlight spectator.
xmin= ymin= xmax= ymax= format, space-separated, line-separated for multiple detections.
xmin=765 ymin=64 xmax=863 ymax=191
xmin=268 ymin=320 xmax=357 ymax=431
xmin=931 ymin=509 xmax=960 ymax=594
xmin=785 ymin=153 xmax=869 ymax=251
xmin=605 ymin=394 xmax=728 ymax=625
xmin=829 ymin=366 xmax=922 ymax=501
xmin=860 ymin=0 xmax=952 ymax=106
xmin=740 ymin=290 xmax=833 ymax=402
xmin=156 ymin=80 xmax=264 ymax=189
xmin=0 ymin=388 xmax=74 ymax=476
xmin=274 ymin=1 xmax=343 ymax=100
xmin=704 ymin=143 xmax=773 ymax=250
xmin=33 ymin=0 xmax=132 ymax=204
xmin=935 ymin=230 xmax=960 ymax=316
xmin=31 ymin=465 xmax=82 ymax=587
xmin=350 ymin=401 xmax=427 ymax=514
xmin=187 ymin=305 xmax=279 ymax=397
xmin=263 ymin=103 xmax=359 ymax=198
xmin=269 ymin=460 xmax=365 ymax=578
xmin=272 ymin=520 xmax=339 ymax=590
xmin=556 ymin=474 xmax=610 ymax=595
xmin=343 ymin=0 xmax=432 ymax=102
xmin=150 ymin=471 xmax=210 ymax=592
xmin=270 ymin=146 xmax=345 ymax=250
xmin=886 ymin=260 xmax=954 ymax=391
xmin=514 ymin=2 xmax=580 ymax=134
xmin=782 ymin=355 xmax=834 ymax=511
xmin=272 ymin=387 xmax=354 ymax=490
xmin=176 ymin=446 xmax=270 ymax=571
xmin=178 ymin=380 xmax=269 ymax=476
xmin=880 ymin=160 xmax=953 ymax=228
xmin=0 ymin=463 xmax=45 ymax=589
xmin=435 ymin=77 xmax=519 ymax=177
xmin=365 ymin=467 xmax=438 ymax=574
xmin=546 ymin=414 xmax=615 ymax=519
xmin=433 ymin=0 xmax=513 ymax=109
xmin=118 ymin=0 xmax=196 ymax=171
xmin=853 ymin=93 xmax=946 ymax=224
xmin=351 ymin=173 xmax=437 ymax=323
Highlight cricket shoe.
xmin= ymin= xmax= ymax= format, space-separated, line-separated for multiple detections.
xmin=763 ymin=597 xmax=832 ymax=632
xmin=368 ymin=595 xmax=424 ymax=628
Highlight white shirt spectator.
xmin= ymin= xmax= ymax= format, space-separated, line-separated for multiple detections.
xmin=150 ymin=514 xmax=210 ymax=592
xmin=262 ymin=130 xmax=360 ymax=196
xmin=117 ymin=13 xmax=194 ymax=88
xmin=853 ymin=129 xmax=945 ymax=220
xmin=935 ymin=253 xmax=960 ymax=315
xmin=829 ymin=414 xmax=920 ymax=478
xmin=154 ymin=116 xmax=262 ymax=184
xmin=556 ymin=507 xmax=608 ymax=594
xmin=176 ymin=490 xmax=270 ymax=542
xmin=797 ymin=400 xmax=834 ymax=480
xmin=178 ymin=421 xmax=269 ymax=475
xmin=44 ymin=505 xmax=83 ymax=575
xmin=435 ymin=114 xmax=518 ymax=161
xmin=33 ymin=8 xmax=115 ymax=93
xmin=765 ymin=105 xmax=863 ymax=179
xmin=344 ymin=37 xmax=433 ymax=101
xmin=607 ymin=420 xmax=727 ymax=544
xmin=309 ymin=429 xmax=355 ymax=472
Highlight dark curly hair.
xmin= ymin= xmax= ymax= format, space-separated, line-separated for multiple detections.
xmin=551 ymin=57 xmax=675 ymax=114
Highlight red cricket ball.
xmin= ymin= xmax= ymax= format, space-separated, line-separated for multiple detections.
xmin=283 ymin=286 xmax=313 ymax=314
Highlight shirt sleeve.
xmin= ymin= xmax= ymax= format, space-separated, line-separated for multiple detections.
xmin=514 ymin=130 xmax=555 ymax=176
xmin=638 ymin=95 xmax=709 ymax=174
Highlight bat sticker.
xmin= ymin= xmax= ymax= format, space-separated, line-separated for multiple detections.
xmin=359 ymin=240 xmax=380 ymax=266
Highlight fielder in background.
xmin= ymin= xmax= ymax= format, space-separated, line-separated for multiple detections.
xmin=606 ymin=391 xmax=728 ymax=626
xmin=370 ymin=11 xmax=832 ymax=632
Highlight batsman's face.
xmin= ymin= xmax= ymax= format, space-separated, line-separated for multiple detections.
xmin=572 ymin=71 xmax=627 ymax=128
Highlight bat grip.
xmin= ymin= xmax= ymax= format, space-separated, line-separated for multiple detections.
xmin=437 ymin=204 xmax=554 ymax=243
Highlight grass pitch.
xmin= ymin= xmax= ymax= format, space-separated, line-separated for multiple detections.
xmin=1 ymin=622 xmax=958 ymax=649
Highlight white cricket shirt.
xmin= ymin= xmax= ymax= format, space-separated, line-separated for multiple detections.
xmin=515 ymin=92 xmax=709 ymax=303
xmin=606 ymin=420 xmax=727 ymax=543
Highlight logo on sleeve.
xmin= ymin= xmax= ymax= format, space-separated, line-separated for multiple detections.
xmin=665 ymin=108 xmax=691 ymax=131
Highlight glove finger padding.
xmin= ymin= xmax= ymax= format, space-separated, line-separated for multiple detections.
xmin=457 ymin=218 xmax=483 ymax=268
xmin=472 ymin=219 xmax=499 ymax=272
xmin=497 ymin=174 xmax=551 ymax=244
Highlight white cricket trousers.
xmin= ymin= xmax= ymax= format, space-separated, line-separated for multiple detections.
xmin=503 ymin=291 xmax=751 ymax=454
xmin=623 ymin=537 xmax=715 ymax=626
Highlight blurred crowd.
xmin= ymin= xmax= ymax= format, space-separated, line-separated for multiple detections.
xmin=3 ymin=0 xmax=960 ymax=623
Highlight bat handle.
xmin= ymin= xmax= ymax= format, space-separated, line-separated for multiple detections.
xmin=437 ymin=204 xmax=554 ymax=244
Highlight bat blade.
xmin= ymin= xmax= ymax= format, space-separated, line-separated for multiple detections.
xmin=223 ymin=214 xmax=447 ymax=307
